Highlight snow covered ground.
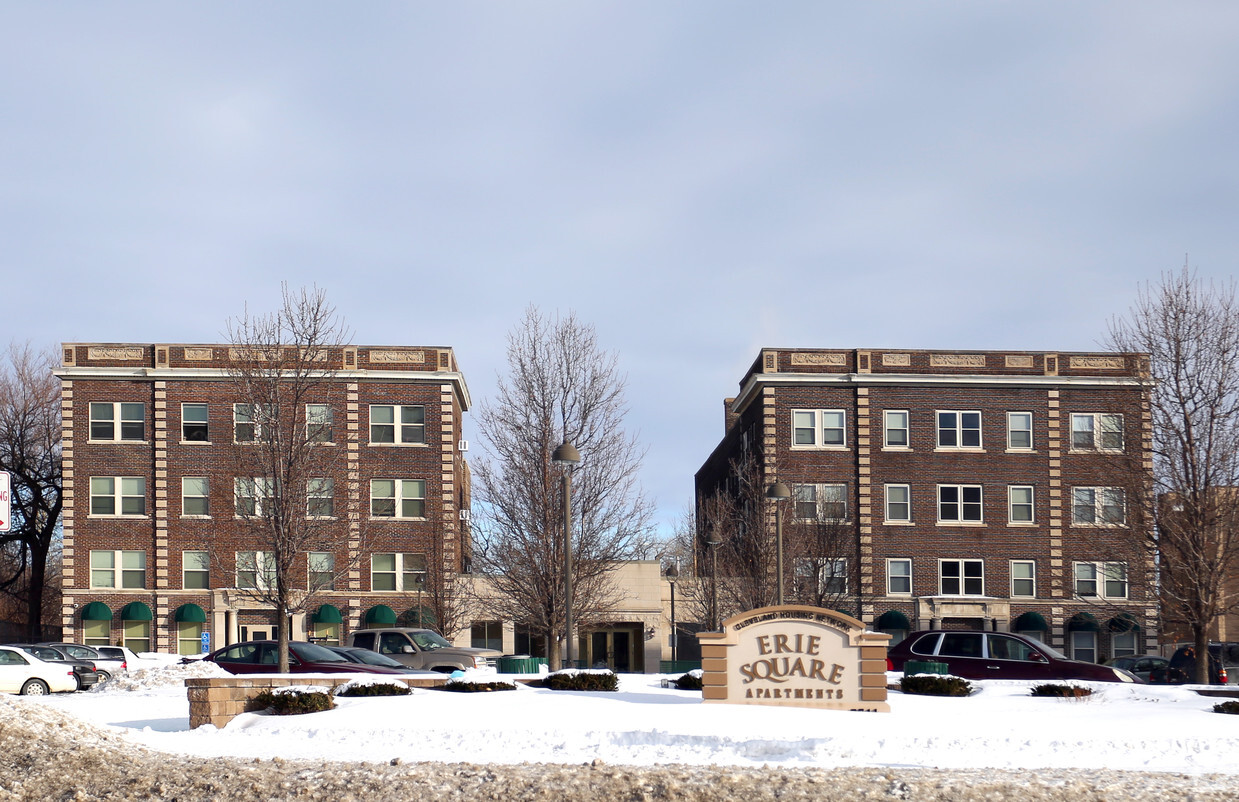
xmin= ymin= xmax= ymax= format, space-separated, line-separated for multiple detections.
xmin=13 ymin=658 xmax=1239 ymax=775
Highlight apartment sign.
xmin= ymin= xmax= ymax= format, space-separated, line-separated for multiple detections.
xmin=0 ymin=472 xmax=10 ymax=532
xmin=697 ymin=605 xmax=890 ymax=712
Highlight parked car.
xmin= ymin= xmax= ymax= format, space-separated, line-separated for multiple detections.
xmin=1149 ymin=645 xmax=1228 ymax=684
xmin=0 ymin=645 xmax=78 ymax=695
xmin=348 ymin=628 xmax=501 ymax=672
xmin=888 ymin=630 xmax=1140 ymax=683
xmin=200 ymin=640 xmax=408 ymax=675
xmin=1106 ymin=654 xmax=1170 ymax=683
xmin=326 ymin=646 xmax=440 ymax=675
xmin=95 ymin=645 xmax=146 ymax=668
xmin=3 ymin=644 xmax=101 ymax=691
xmin=36 ymin=642 xmax=125 ymax=681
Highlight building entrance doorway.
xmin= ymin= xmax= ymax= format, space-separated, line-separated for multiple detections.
xmin=585 ymin=626 xmax=639 ymax=672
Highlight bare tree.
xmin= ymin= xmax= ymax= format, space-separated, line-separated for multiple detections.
xmin=225 ymin=286 xmax=356 ymax=673
xmin=784 ymin=512 xmax=858 ymax=614
xmin=472 ymin=308 xmax=655 ymax=669
xmin=1109 ymin=266 xmax=1239 ymax=682
xmin=0 ymin=344 xmax=62 ymax=640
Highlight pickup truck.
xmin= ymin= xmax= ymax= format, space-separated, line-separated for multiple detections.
xmin=349 ymin=628 xmax=501 ymax=672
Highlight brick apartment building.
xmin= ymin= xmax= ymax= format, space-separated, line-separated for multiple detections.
xmin=695 ymin=348 xmax=1156 ymax=663
xmin=55 ymin=343 xmax=471 ymax=655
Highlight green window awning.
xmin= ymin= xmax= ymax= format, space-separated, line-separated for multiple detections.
xmin=1067 ymin=612 xmax=1100 ymax=632
xmin=363 ymin=604 xmax=397 ymax=626
xmin=876 ymin=610 xmax=912 ymax=631
xmin=120 ymin=601 xmax=153 ymax=621
xmin=1013 ymin=611 xmax=1049 ymax=632
xmin=1107 ymin=612 xmax=1140 ymax=633
xmin=312 ymin=604 xmax=343 ymax=624
xmin=81 ymin=601 xmax=112 ymax=621
xmin=174 ymin=603 xmax=207 ymax=623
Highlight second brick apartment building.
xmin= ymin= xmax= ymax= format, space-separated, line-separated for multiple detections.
xmin=695 ymin=348 xmax=1156 ymax=663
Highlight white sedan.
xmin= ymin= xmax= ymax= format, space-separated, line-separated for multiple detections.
xmin=0 ymin=645 xmax=77 ymax=695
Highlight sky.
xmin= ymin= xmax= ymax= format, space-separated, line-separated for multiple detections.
xmin=16 ymin=657 xmax=1239 ymax=774
xmin=3 ymin=3 xmax=1239 ymax=537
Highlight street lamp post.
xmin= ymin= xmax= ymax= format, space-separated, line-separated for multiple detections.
xmin=766 ymin=481 xmax=791 ymax=605
xmin=706 ymin=536 xmax=722 ymax=630
xmin=666 ymin=563 xmax=679 ymax=664
xmin=552 ymin=441 xmax=581 ymax=670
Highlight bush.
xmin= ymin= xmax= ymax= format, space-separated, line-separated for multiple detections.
xmin=674 ymin=671 xmax=703 ymax=691
xmin=899 ymin=675 xmax=972 ymax=697
xmin=1030 ymin=683 xmax=1093 ymax=699
xmin=441 ymin=679 xmax=517 ymax=693
xmin=250 ymin=688 xmax=334 ymax=715
xmin=540 ymin=670 xmax=619 ymax=692
xmin=335 ymin=681 xmax=412 ymax=698
xmin=1213 ymin=701 xmax=1239 ymax=715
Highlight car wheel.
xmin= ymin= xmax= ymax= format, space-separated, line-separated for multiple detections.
xmin=95 ymin=670 xmax=112 ymax=684
xmin=20 ymin=679 xmax=50 ymax=696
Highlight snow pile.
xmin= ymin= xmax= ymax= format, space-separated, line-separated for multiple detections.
xmin=333 ymin=676 xmax=413 ymax=695
xmin=89 ymin=657 xmax=231 ymax=693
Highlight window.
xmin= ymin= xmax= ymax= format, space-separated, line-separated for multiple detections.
xmin=90 ymin=550 xmax=146 ymax=589
xmin=887 ymin=559 xmax=912 ymax=595
xmin=885 ymin=484 xmax=911 ymax=523
xmin=1074 ymin=562 xmax=1128 ymax=599
xmin=182 ymin=477 xmax=209 ymax=517
xmin=123 ymin=619 xmax=150 ymax=653
xmin=306 ymin=404 xmax=333 ymax=443
xmin=471 ymin=621 xmax=503 ymax=652
xmin=83 ymin=619 xmax=109 ymax=648
xmin=183 ymin=550 xmax=210 ymax=589
xmin=792 ymin=483 xmax=847 ymax=521
xmin=307 ymin=478 xmax=334 ymax=517
xmin=1008 ymin=485 xmax=1034 ymax=523
xmin=1007 ymin=412 xmax=1032 ymax=450
xmin=936 ymin=411 xmax=981 ymax=449
xmin=309 ymin=552 xmax=334 ymax=591
xmin=1112 ymin=630 xmax=1138 ymax=658
xmin=884 ymin=411 xmax=909 ymax=448
xmin=938 ymin=485 xmax=982 ymax=523
xmin=1071 ymin=413 xmax=1123 ymax=451
xmin=311 ymin=620 xmax=340 ymax=646
xmin=986 ymin=634 xmax=1040 ymax=662
xmin=236 ymin=551 xmax=276 ymax=590
xmin=370 ymin=553 xmax=426 ymax=591
xmin=369 ymin=405 xmax=426 ymax=445
xmin=90 ymin=477 xmax=146 ymax=516
xmin=1070 ymin=631 xmax=1097 ymax=663
xmin=1072 ymin=487 xmax=1125 ymax=525
xmin=939 ymin=559 xmax=984 ymax=596
xmin=182 ymin=403 xmax=208 ymax=442
xmin=1010 ymin=560 xmax=1036 ymax=597
xmin=791 ymin=409 xmax=846 ymax=448
xmin=89 ymin=402 xmax=144 ymax=442
xmin=795 ymin=557 xmax=847 ymax=597
xmin=370 ymin=479 xmax=427 ymax=519
xmin=234 ymin=403 xmax=273 ymax=443
xmin=235 ymin=478 xmax=273 ymax=517
xmin=177 ymin=622 xmax=203 ymax=656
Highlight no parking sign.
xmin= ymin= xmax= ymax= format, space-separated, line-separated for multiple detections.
xmin=0 ymin=472 xmax=10 ymax=532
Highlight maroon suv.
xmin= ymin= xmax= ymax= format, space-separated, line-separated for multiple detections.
xmin=888 ymin=630 xmax=1140 ymax=683
xmin=201 ymin=640 xmax=405 ymax=675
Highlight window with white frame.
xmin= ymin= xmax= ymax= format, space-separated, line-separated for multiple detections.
xmin=369 ymin=405 xmax=426 ymax=444
xmin=177 ymin=622 xmax=203 ymax=656
xmin=182 ymin=403 xmax=209 ymax=442
xmin=182 ymin=477 xmax=209 ymax=517
xmin=123 ymin=620 xmax=150 ymax=653
xmin=795 ymin=557 xmax=847 ymax=596
xmin=307 ymin=478 xmax=334 ymax=517
xmin=233 ymin=404 xmax=273 ymax=443
xmin=370 ymin=552 xmax=426 ymax=591
xmin=309 ymin=551 xmax=334 ymax=591
xmin=306 ymin=404 xmax=333 ymax=443
xmin=792 ymin=483 xmax=847 ymax=521
xmin=1112 ymin=630 xmax=1138 ymax=658
xmin=939 ymin=559 xmax=984 ymax=595
xmin=90 ymin=550 xmax=146 ymax=589
xmin=1074 ymin=561 xmax=1128 ymax=599
xmin=1007 ymin=412 xmax=1033 ymax=450
xmin=234 ymin=477 xmax=273 ymax=518
xmin=936 ymin=411 xmax=981 ymax=449
xmin=370 ymin=479 xmax=426 ymax=519
xmin=1010 ymin=560 xmax=1036 ymax=597
xmin=938 ymin=485 xmax=982 ymax=523
xmin=89 ymin=402 xmax=145 ymax=442
xmin=90 ymin=477 xmax=146 ymax=516
xmin=183 ymin=550 xmax=209 ymax=590
xmin=887 ymin=559 xmax=912 ymax=595
xmin=1071 ymin=487 xmax=1125 ymax=525
xmin=791 ymin=409 xmax=846 ymax=448
xmin=1071 ymin=413 xmax=1124 ymax=451
xmin=236 ymin=551 xmax=276 ymax=590
xmin=1070 ymin=631 xmax=1097 ymax=663
xmin=885 ymin=484 xmax=911 ymax=522
xmin=1008 ymin=485 xmax=1034 ymax=524
xmin=884 ymin=410 xmax=909 ymax=448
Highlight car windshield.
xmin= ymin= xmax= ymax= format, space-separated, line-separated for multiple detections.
xmin=292 ymin=642 xmax=350 ymax=663
xmin=410 ymin=632 xmax=451 ymax=651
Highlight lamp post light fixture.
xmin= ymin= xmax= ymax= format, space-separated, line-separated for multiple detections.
xmin=706 ymin=536 xmax=722 ymax=631
xmin=766 ymin=481 xmax=791 ymax=605
xmin=552 ymin=440 xmax=581 ymax=670
xmin=666 ymin=562 xmax=679 ymax=664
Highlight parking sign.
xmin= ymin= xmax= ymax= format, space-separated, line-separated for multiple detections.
xmin=0 ymin=472 xmax=9 ymax=533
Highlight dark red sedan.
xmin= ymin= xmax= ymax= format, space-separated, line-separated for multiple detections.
xmin=888 ymin=630 xmax=1140 ymax=683
xmin=200 ymin=640 xmax=406 ymax=675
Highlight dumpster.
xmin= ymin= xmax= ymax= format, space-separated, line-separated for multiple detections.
xmin=495 ymin=656 xmax=548 ymax=674
xmin=903 ymin=660 xmax=949 ymax=675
